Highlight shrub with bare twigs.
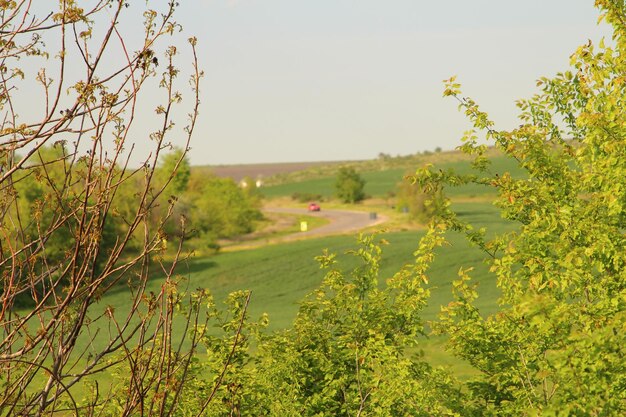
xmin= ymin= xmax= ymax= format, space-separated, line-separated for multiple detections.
xmin=0 ymin=2 xmax=244 ymax=415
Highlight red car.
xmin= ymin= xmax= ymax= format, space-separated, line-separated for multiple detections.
xmin=308 ymin=203 xmax=321 ymax=212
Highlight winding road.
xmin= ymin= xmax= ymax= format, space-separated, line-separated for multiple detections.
xmin=264 ymin=207 xmax=388 ymax=240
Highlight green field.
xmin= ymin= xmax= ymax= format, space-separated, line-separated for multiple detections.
xmin=185 ymin=201 xmax=511 ymax=327
xmin=260 ymin=155 xmax=525 ymax=199
xmin=259 ymin=169 xmax=407 ymax=199
xmin=57 ymin=199 xmax=512 ymax=392
xmin=81 ymin=201 xmax=512 ymax=349
xmin=23 ymin=177 xmax=518 ymax=398
xmin=30 ymin=153 xmax=523 ymax=394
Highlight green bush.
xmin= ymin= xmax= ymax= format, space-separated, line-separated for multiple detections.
xmin=396 ymin=173 xmax=446 ymax=224
xmin=335 ymin=166 xmax=366 ymax=203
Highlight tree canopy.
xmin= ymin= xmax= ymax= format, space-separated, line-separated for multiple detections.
xmin=335 ymin=166 xmax=366 ymax=203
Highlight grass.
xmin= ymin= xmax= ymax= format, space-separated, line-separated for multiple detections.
xmin=28 ymin=147 xmax=527 ymax=393
xmin=181 ymin=200 xmax=512 ymax=380
xmin=216 ymin=212 xmax=331 ymax=252
xmin=260 ymin=155 xmax=525 ymax=200
xmin=183 ymin=152 xmax=525 ymax=331
xmin=21 ymin=199 xmax=511 ymax=401
xmin=79 ymin=200 xmax=513 ymax=352
xmin=20 ymin=150 xmax=528 ymax=400
xmin=30 ymin=236 xmax=469 ymax=394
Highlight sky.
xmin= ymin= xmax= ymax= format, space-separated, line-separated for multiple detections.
xmin=18 ymin=1 xmax=613 ymax=167
xmin=169 ymin=0 xmax=611 ymax=166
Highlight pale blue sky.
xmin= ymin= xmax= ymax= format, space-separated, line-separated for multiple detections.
xmin=23 ymin=1 xmax=611 ymax=166
xmin=171 ymin=1 xmax=609 ymax=165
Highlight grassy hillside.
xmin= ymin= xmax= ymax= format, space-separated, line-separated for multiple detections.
xmin=260 ymin=154 xmax=525 ymax=200
xmin=152 ymin=151 xmax=525 ymax=334
xmin=172 ymin=151 xmax=524 ymax=332
xmin=35 ymin=197 xmax=511 ymax=400
xmin=61 ymin=151 xmax=524 ymax=391
xmin=260 ymin=147 xmax=505 ymax=186
xmin=59 ymin=200 xmax=512 ymax=391
xmin=83 ymin=201 xmax=511 ymax=340
xmin=184 ymin=201 xmax=512 ymax=329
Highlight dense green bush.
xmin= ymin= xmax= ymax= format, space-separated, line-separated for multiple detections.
xmin=151 ymin=149 xmax=264 ymax=250
xmin=187 ymin=174 xmax=263 ymax=241
xmin=396 ymin=173 xmax=446 ymax=223
xmin=415 ymin=2 xmax=626 ymax=413
xmin=335 ymin=166 xmax=366 ymax=203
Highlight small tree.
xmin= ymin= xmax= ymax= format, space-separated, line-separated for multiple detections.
xmin=396 ymin=173 xmax=446 ymax=223
xmin=335 ymin=166 xmax=366 ymax=203
xmin=413 ymin=2 xmax=626 ymax=414
xmin=0 ymin=2 xmax=238 ymax=415
xmin=187 ymin=174 xmax=263 ymax=246
xmin=244 ymin=233 xmax=463 ymax=416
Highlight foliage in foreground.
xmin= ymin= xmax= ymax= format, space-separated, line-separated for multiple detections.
xmin=0 ymin=1 xmax=207 ymax=415
xmin=418 ymin=2 xmax=626 ymax=413
xmin=3 ymin=0 xmax=626 ymax=416
xmin=169 ymin=1 xmax=626 ymax=413
xmin=102 ymin=232 xmax=464 ymax=417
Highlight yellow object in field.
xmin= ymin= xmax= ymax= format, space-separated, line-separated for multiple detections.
xmin=300 ymin=221 xmax=308 ymax=232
